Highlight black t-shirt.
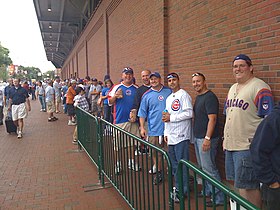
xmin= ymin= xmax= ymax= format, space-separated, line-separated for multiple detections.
xmin=193 ymin=90 xmax=219 ymax=138
xmin=131 ymin=85 xmax=150 ymax=110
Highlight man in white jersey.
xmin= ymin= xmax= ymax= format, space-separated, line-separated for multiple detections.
xmin=162 ymin=73 xmax=193 ymax=202
xmin=223 ymin=54 xmax=274 ymax=208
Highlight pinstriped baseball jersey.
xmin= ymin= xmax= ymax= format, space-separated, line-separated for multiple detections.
xmin=223 ymin=77 xmax=274 ymax=151
xmin=164 ymin=89 xmax=193 ymax=145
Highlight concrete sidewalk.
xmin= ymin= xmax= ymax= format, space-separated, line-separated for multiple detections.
xmin=0 ymin=100 xmax=130 ymax=210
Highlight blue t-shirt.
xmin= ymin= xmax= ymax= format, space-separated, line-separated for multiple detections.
xmin=108 ymin=83 xmax=138 ymax=124
xmin=138 ymin=86 xmax=172 ymax=136
xmin=102 ymin=87 xmax=111 ymax=105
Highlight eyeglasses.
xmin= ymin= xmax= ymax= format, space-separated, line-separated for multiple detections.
xmin=232 ymin=64 xmax=248 ymax=69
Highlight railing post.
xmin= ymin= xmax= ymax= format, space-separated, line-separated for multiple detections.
xmin=97 ymin=117 xmax=105 ymax=187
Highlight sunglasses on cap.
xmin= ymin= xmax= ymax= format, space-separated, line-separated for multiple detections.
xmin=167 ymin=73 xmax=179 ymax=79
xmin=192 ymin=72 xmax=205 ymax=80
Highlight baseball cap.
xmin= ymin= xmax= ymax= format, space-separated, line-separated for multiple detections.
xmin=149 ymin=72 xmax=161 ymax=78
xmin=78 ymin=84 xmax=85 ymax=90
xmin=91 ymin=78 xmax=98 ymax=82
xmin=233 ymin=54 xmax=252 ymax=63
xmin=70 ymin=79 xmax=77 ymax=84
xmin=122 ymin=67 xmax=134 ymax=74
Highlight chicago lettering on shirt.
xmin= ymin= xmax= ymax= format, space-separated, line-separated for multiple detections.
xmin=225 ymin=98 xmax=249 ymax=110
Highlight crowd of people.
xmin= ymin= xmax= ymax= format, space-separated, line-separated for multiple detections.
xmin=0 ymin=53 xmax=279 ymax=210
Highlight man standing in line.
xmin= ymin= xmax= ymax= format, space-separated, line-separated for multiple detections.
xmin=89 ymin=78 xmax=102 ymax=116
xmin=138 ymin=72 xmax=172 ymax=184
xmin=223 ymin=54 xmax=274 ymax=208
xmin=66 ymin=80 xmax=77 ymax=126
xmin=192 ymin=72 xmax=224 ymax=207
xmin=108 ymin=67 xmax=140 ymax=173
xmin=45 ymin=80 xmax=58 ymax=122
xmin=162 ymin=72 xmax=193 ymax=202
xmin=53 ymin=76 xmax=62 ymax=113
xmin=130 ymin=69 xmax=151 ymax=154
xmin=7 ymin=78 xmax=31 ymax=139
xmin=0 ymin=84 xmax=4 ymax=125
xmin=4 ymin=78 xmax=13 ymax=109
xmin=250 ymin=104 xmax=280 ymax=210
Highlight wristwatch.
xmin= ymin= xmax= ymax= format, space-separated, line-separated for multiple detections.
xmin=205 ymin=136 xmax=211 ymax=141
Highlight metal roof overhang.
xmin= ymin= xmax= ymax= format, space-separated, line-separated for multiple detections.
xmin=33 ymin=0 xmax=101 ymax=68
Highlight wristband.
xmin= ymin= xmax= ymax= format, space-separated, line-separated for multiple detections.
xmin=205 ymin=136 xmax=211 ymax=141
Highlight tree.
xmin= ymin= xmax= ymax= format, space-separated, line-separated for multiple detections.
xmin=0 ymin=42 xmax=13 ymax=81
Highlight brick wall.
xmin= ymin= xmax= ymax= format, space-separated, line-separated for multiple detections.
xmin=62 ymin=0 xmax=280 ymax=178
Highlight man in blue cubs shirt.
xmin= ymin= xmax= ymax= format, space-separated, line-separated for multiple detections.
xmin=108 ymin=67 xmax=140 ymax=174
xmin=138 ymin=72 xmax=172 ymax=184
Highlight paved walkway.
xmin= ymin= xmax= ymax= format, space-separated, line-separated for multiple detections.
xmin=0 ymin=100 xmax=130 ymax=210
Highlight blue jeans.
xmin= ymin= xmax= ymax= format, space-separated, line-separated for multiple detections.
xmin=194 ymin=137 xmax=224 ymax=204
xmin=225 ymin=150 xmax=259 ymax=189
xmin=168 ymin=140 xmax=189 ymax=195
xmin=38 ymin=95 xmax=46 ymax=110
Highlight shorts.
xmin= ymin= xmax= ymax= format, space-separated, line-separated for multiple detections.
xmin=113 ymin=122 xmax=138 ymax=151
xmin=46 ymin=101 xmax=55 ymax=113
xmin=225 ymin=150 xmax=259 ymax=189
xmin=67 ymin=104 xmax=75 ymax=116
xmin=55 ymin=95 xmax=61 ymax=104
xmin=149 ymin=136 xmax=164 ymax=148
xmin=12 ymin=103 xmax=27 ymax=121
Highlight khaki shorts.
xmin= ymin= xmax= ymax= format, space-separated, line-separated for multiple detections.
xmin=113 ymin=122 xmax=140 ymax=151
xmin=12 ymin=103 xmax=27 ymax=121
xmin=46 ymin=101 xmax=55 ymax=113
xmin=55 ymin=96 xmax=61 ymax=104
xmin=149 ymin=136 xmax=164 ymax=148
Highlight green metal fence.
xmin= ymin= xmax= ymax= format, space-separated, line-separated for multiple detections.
xmin=76 ymin=107 xmax=260 ymax=210
xmin=177 ymin=159 xmax=260 ymax=210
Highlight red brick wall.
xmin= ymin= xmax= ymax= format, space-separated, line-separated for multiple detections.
xmin=62 ymin=0 xmax=280 ymax=178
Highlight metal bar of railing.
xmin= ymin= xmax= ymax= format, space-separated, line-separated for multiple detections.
xmin=177 ymin=159 xmax=260 ymax=210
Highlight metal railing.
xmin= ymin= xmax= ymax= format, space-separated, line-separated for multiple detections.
xmin=177 ymin=159 xmax=260 ymax=210
xmin=76 ymin=107 xmax=260 ymax=210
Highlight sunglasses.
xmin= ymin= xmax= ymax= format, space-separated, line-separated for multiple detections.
xmin=192 ymin=72 xmax=206 ymax=80
xmin=167 ymin=73 xmax=179 ymax=79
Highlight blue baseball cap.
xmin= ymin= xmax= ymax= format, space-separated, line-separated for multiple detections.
xmin=149 ymin=72 xmax=161 ymax=78
xmin=122 ymin=67 xmax=134 ymax=74
xmin=233 ymin=54 xmax=252 ymax=63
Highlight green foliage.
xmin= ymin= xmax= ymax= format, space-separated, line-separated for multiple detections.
xmin=0 ymin=42 xmax=12 ymax=81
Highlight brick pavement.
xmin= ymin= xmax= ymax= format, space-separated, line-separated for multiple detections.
xmin=0 ymin=100 xmax=130 ymax=210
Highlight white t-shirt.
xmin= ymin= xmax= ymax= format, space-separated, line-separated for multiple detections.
xmin=164 ymin=89 xmax=193 ymax=145
xmin=45 ymin=85 xmax=55 ymax=103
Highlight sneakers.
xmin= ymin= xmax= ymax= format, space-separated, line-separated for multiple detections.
xmin=115 ymin=162 xmax=122 ymax=175
xmin=17 ymin=131 xmax=22 ymax=139
xmin=149 ymin=165 xmax=157 ymax=174
xmin=153 ymin=171 xmax=163 ymax=185
xmin=128 ymin=159 xmax=141 ymax=172
xmin=171 ymin=188 xmax=180 ymax=203
xmin=68 ymin=120 xmax=76 ymax=126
